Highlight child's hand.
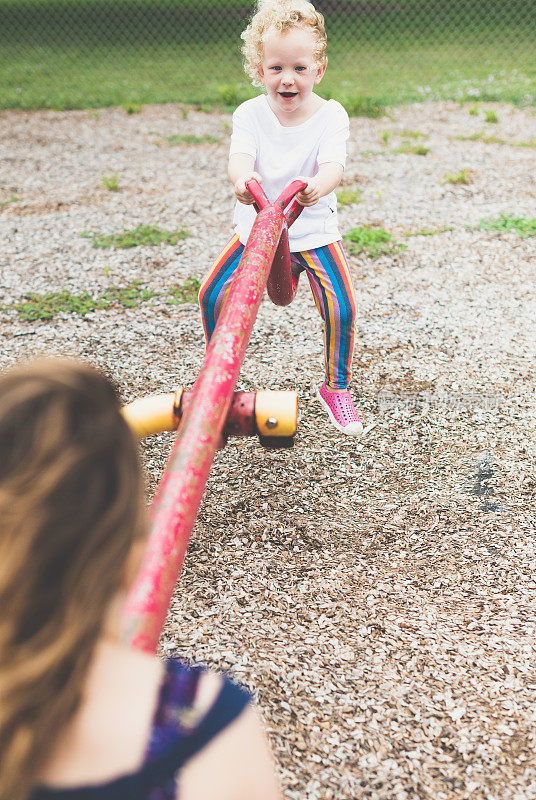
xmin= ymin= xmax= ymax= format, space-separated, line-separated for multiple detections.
xmin=296 ymin=177 xmax=321 ymax=207
xmin=235 ymin=172 xmax=263 ymax=205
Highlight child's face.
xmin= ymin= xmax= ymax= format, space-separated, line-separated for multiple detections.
xmin=257 ymin=27 xmax=326 ymax=119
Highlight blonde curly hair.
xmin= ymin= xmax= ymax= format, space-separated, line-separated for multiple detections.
xmin=241 ymin=0 xmax=327 ymax=87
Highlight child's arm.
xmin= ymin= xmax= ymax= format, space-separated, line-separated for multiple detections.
xmin=228 ymin=153 xmax=262 ymax=205
xmin=296 ymin=162 xmax=344 ymax=207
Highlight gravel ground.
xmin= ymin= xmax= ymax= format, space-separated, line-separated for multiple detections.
xmin=1 ymin=101 xmax=536 ymax=799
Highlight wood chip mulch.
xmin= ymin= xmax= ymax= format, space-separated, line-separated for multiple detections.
xmin=1 ymin=101 xmax=535 ymax=799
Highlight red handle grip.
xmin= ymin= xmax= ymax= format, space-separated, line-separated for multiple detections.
xmin=245 ymin=178 xmax=270 ymax=213
xmin=245 ymin=178 xmax=307 ymax=228
xmin=276 ymin=179 xmax=307 ymax=228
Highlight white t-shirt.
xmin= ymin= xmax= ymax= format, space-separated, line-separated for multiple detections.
xmin=229 ymin=95 xmax=349 ymax=252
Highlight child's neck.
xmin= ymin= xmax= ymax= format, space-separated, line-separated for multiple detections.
xmin=267 ymin=92 xmax=326 ymax=127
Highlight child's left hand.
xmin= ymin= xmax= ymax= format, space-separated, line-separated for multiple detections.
xmin=296 ymin=177 xmax=321 ymax=207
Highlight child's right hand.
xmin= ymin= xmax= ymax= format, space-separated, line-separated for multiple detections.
xmin=235 ymin=172 xmax=263 ymax=205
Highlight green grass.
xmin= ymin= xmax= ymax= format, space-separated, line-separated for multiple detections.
xmin=122 ymin=102 xmax=142 ymax=114
xmin=164 ymin=134 xmax=219 ymax=145
xmin=337 ymin=95 xmax=386 ymax=118
xmin=4 ymin=278 xmax=201 ymax=322
xmin=452 ymin=131 xmax=507 ymax=144
xmin=15 ymin=289 xmax=101 ymax=320
xmin=97 ymin=283 xmax=154 ymax=308
xmin=101 ymin=173 xmax=119 ymax=191
xmin=12 ymin=282 xmax=154 ymax=321
xmin=0 ymin=194 xmax=18 ymax=208
xmin=400 ymin=129 xmax=423 ymax=138
xmin=484 ymin=110 xmax=499 ymax=123
xmin=167 ymin=277 xmax=201 ymax=305
xmin=81 ymin=224 xmax=189 ymax=248
xmin=477 ymin=214 xmax=536 ymax=238
xmin=453 ymin=132 xmax=536 ymax=148
xmin=443 ymin=168 xmax=473 ymax=184
xmin=336 ymin=188 xmax=362 ymax=208
xmin=343 ymin=225 xmax=406 ymax=258
xmin=393 ymin=140 xmax=430 ymax=155
xmin=1 ymin=2 xmax=535 ymax=111
xmin=404 ymin=226 xmax=453 ymax=237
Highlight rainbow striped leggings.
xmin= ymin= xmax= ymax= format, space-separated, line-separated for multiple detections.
xmin=198 ymin=235 xmax=357 ymax=390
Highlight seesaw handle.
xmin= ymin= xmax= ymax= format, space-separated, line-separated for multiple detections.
xmin=276 ymin=179 xmax=307 ymax=227
xmin=245 ymin=178 xmax=270 ymax=213
xmin=246 ymin=178 xmax=307 ymax=227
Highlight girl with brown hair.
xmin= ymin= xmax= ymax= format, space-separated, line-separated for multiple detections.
xmin=0 ymin=359 xmax=280 ymax=800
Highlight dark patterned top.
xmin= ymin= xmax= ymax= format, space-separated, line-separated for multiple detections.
xmin=32 ymin=658 xmax=251 ymax=800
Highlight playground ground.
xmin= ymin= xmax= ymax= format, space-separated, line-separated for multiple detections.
xmin=1 ymin=101 xmax=535 ymax=799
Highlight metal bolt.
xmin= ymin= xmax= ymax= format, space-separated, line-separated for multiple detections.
xmin=265 ymin=417 xmax=278 ymax=429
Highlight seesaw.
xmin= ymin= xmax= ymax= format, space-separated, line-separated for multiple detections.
xmin=120 ymin=179 xmax=306 ymax=652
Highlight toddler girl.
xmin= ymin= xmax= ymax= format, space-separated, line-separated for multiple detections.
xmin=199 ymin=0 xmax=363 ymax=436
xmin=0 ymin=360 xmax=280 ymax=800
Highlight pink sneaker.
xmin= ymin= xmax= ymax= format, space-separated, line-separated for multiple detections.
xmin=317 ymin=381 xmax=363 ymax=436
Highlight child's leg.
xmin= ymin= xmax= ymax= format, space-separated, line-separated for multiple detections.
xmin=198 ymin=235 xmax=244 ymax=345
xmin=292 ymin=241 xmax=357 ymax=390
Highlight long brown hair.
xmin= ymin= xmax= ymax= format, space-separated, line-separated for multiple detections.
xmin=0 ymin=359 xmax=146 ymax=800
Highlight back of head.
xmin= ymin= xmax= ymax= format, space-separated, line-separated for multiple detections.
xmin=0 ymin=359 xmax=145 ymax=800
xmin=242 ymin=0 xmax=327 ymax=86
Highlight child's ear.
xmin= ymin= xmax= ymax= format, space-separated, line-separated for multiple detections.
xmin=256 ymin=64 xmax=266 ymax=84
xmin=314 ymin=59 xmax=327 ymax=85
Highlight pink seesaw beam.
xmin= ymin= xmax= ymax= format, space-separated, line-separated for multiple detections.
xmin=121 ymin=179 xmax=306 ymax=653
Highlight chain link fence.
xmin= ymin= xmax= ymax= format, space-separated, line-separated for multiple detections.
xmin=1 ymin=1 xmax=535 ymax=110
